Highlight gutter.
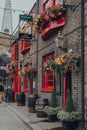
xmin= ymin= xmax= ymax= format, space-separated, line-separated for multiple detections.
xmin=81 ymin=0 xmax=85 ymax=129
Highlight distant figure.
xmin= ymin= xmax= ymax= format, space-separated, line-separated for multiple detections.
xmin=0 ymin=82 xmax=4 ymax=103
xmin=5 ymin=86 xmax=10 ymax=103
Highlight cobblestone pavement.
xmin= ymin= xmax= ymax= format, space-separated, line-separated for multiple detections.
xmin=0 ymin=102 xmax=32 ymax=130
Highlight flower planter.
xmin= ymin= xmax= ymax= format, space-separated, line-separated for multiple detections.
xmin=48 ymin=115 xmax=57 ymax=122
xmin=62 ymin=120 xmax=80 ymax=130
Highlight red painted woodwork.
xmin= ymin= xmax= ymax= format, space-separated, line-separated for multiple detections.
xmin=41 ymin=52 xmax=55 ymax=92
xmin=13 ymin=70 xmax=20 ymax=100
xmin=23 ymin=76 xmax=28 ymax=92
xmin=41 ymin=0 xmax=67 ymax=40
xmin=20 ymin=39 xmax=31 ymax=54
xmin=40 ymin=16 xmax=66 ymax=39
xmin=64 ymin=73 xmax=66 ymax=108
xmin=42 ymin=0 xmax=54 ymax=12
xmin=12 ymin=43 xmax=18 ymax=62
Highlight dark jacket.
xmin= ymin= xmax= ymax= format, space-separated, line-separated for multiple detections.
xmin=0 ymin=85 xmax=4 ymax=92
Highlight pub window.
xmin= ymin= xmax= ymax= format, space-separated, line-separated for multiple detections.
xmin=23 ymin=75 xmax=28 ymax=92
xmin=42 ymin=52 xmax=55 ymax=92
xmin=43 ymin=0 xmax=52 ymax=11
xmin=12 ymin=44 xmax=18 ymax=61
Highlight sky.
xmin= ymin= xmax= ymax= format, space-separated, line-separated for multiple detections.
xmin=0 ymin=0 xmax=36 ymax=32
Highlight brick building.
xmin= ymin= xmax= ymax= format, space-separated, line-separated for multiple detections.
xmin=9 ymin=0 xmax=87 ymax=129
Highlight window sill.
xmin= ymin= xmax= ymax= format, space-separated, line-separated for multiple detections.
xmin=23 ymin=88 xmax=28 ymax=92
xmin=41 ymin=88 xmax=54 ymax=93
xmin=21 ymin=46 xmax=31 ymax=54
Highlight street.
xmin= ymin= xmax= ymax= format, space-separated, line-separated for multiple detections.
xmin=0 ymin=102 xmax=32 ymax=130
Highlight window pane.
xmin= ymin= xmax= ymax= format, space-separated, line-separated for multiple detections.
xmin=44 ymin=0 xmax=52 ymax=10
xmin=48 ymin=81 xmax=54 ymax=86
xmin=42 ymin=52 xmax=55 ymax=91
xmin=55 ymin=0 xmax=63 ymax=4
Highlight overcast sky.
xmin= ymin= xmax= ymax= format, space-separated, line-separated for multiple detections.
xmin=0 ymin=0 xmax=36 ymax=32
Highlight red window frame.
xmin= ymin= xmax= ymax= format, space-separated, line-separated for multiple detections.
xmin=12 ymin=43 xmax=18 ymax=62
xmin=41 ymin=52 xmax=55 ymax=92
xmin=20 ymin=39 xmax=31 ymax=54
xmin=42 ymin=0 xmax=66 ymax=12
xmin=23 ymin=75 xmax=28 ymax=92
xmin=42 ymin=0 xmax=54 ymax=12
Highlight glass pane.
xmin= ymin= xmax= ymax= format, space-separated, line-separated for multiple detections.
xmin=55 ymin=0 xmax=63 ymax=4
xmin=48 ymin=75 xmax=53 ymax=80
xmin=48 ymin=81 xmax=53 ymax=86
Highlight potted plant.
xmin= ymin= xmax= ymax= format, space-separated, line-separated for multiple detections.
xmin=57 ymin=89 xmax=82 ymax=130
xmin=44 ymin=106 xmax=63 ymax=122
xmin=43 ymin=88 xmax=61 ymax=122
xmin=25 ymin=66 xmax=37 ymax=79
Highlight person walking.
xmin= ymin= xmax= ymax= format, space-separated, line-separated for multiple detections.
xmin=5 ymin=86 xmax=9 ymax=103
xmin=0 ymin=82 xmax=4 ymax=103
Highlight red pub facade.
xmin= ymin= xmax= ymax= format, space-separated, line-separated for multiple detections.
xmin=8 ymin=0 xmax=87 ymax=128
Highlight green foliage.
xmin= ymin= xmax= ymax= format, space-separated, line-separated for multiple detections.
xmin=49 ymin=88 xmax=57 ymax=107
xmin=57 ymin=89 xmax=82 ymax=122
xmin=65 ymin=89 xmax=75 ymax=112
xmin=44 ymin=106 xmax=63 ymax=116
xmin=57 ymin=110 xmax=82 ymax=121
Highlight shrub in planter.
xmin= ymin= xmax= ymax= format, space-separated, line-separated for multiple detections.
xmin=43 ymin=88 xmax=61 ymax=122
xmin=49 ymin=88 xmax=57 ymax=107
xmin=44 ymin=106 xmax=63 ymax=122
xmin=57 ymin=89 xmax=82 ymax=130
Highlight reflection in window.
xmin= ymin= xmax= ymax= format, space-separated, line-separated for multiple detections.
xmin=55 ymin=0 xmax=63 ymax=4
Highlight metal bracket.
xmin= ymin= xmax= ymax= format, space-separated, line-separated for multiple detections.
xmin=64 ymin=4 xmax=75 ymax=11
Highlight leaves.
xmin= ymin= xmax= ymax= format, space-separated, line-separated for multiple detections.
xmin=57 ymin=110 xmax=82 ymax=121
xmin=55 ymin=53 xmax=80 ymax=72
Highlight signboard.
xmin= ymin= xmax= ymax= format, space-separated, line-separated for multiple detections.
xmin=19 ymin=14 xmax=33 ymax=21
xmin=19 ymin=33 xmax=32 ymax=39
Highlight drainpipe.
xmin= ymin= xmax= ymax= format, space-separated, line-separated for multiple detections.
xmin=81 ymin=0 xmax=85 ymax=129
xmin=35 ymin=0 xmax=39 ymax=94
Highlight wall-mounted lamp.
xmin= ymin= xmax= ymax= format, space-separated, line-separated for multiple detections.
xmin=63 ymin=0 xmax=75 ymax=11
xmin=55 ymin=31 xmax=67 ymax=52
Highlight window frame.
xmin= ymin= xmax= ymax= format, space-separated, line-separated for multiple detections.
xmin=41 ymin=52 xmax=55 ymax=92
xmin=23 ymin=75 xmax=28 ymax=92
xmin=12 ymin=44 xmax=18 ymax=62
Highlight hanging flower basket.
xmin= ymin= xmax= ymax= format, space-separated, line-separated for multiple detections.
xmin=33 ymin=4 xmax=67 ymax=32
xmin=47 ymin=3 xmax=63 ymax=19
xmin=43 ymin=59 xmax=55 ymax=72
xmin=25 ymin=67 xmax=37 ymax=79
xmin=6 ymin=63 xmax=12 ymax=73
xmin=55 ymin=52 xmax=80 ymax=72
xmin=20 ymin=67 xmax=26 ymax=76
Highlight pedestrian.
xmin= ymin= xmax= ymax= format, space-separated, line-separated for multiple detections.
xmin=5 ymin=86 xmax=10 ymax=103
xmin=0 ymin=82 xmax=4 ymax=103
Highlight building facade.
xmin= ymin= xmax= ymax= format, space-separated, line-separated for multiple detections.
xmin=9 ymin=0 xmax=87 ymax=128
xmin=0 ymin=31 xmax=11 ymax=86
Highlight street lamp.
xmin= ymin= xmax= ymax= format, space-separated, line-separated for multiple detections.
xmin=55 ymin=31 xmax=67 ymax=57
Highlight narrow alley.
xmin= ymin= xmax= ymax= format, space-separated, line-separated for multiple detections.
xmin=0 ymin=102 xmax=32 ymax=130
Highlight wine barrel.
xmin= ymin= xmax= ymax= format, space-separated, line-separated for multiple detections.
xmin=16 ymin=92 xmax=25 ymax=106
xmin=36 ymin=98 xmax=49 ymax=118
xmin=28 ymin=94 xmax=38 ymax=113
